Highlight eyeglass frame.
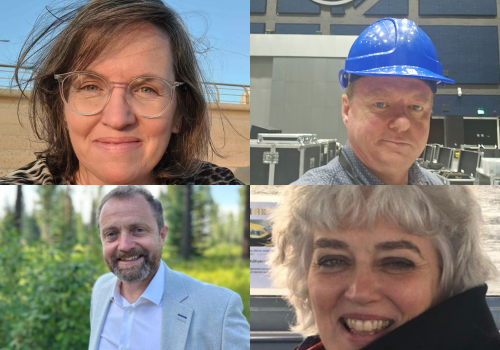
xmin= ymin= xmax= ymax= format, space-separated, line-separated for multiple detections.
xmin=54 ymin=71 xmax=185 ymax=118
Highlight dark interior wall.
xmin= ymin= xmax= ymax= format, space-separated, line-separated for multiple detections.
xmin=429 ymin=117 xmax=499 ymax=147
xmin=420 ymin=25 xmax=499 ymax=84
xmin=364 ymin=0 xmax=408 ymax=15
xmin=275 ymin=23 xmax=320 ymax=34
xmin=330 ymin=24 xmax=367 ymax=35
xmin=432 ymin=95 xmax=500 ymax=116
xmin=251 ymin=0 xmax=267 ymax=14
xmin=251 ymin=23 xmax=266 ymax=34
xmin=428 ymin=118 xmax=445 ymax=144
xmin=444 ymin=116 xmax=465 ymax=148
xmin=276 ymin=0 xmax=320 ymax=14
xmin=419 ymin=0 xmax=497 ymax=16
xmin=463 ymin=119 xmax=498 ymax=146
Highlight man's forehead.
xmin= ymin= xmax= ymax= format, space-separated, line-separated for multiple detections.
xmin=100 ymin=218 xmax=153 ymax=230
xmin=359 ymin=76 xmax=433 ymax=99
xmin=100 ymin=195 xmax=154 ymax=220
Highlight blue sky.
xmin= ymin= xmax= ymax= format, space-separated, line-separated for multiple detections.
xmin=0 ymin=0 xmax=249 ymax=85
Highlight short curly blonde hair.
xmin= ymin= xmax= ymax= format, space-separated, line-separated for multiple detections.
xmin=268 ymin=186 xmax=498 ymax=337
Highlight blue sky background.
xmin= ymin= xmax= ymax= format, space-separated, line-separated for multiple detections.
xmin=0 ymin=0 xmax=249 ymax=85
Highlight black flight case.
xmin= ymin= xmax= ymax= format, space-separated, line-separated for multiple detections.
xmin=317 ymin=139 xmax=339 ymax=166
xmin=250 ymin=134 xmax=322 ymax=185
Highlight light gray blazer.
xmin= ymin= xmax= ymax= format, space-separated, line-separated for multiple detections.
xmin=89 ymin=262 xmax=250 ymax=350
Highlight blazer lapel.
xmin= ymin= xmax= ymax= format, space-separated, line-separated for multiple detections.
xmin=89 ymin=276 xmax=115 ymax=350
xmin=160 ymin=262 xmax=193 ymax=350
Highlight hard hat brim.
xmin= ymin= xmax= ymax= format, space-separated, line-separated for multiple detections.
xmin=339 ymin=66 xmax=455 ymax=89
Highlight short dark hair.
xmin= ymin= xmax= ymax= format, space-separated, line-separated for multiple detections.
xmin=96 ymin=185 xmax=164 ymax=234
xmin=14 ymin=0 xmax=215 ymax=183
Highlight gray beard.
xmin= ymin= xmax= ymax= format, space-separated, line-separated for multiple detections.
xmin=112 ymin=258 xmax=153 ymax=283
xmin=109 ymin=246 xmax=160 ymax=283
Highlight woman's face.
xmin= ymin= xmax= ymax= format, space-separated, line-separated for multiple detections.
xmin=64 ymin=23 xmax=180 ymax=184
xmin=308 ymin=220 xmax=441 ymax=350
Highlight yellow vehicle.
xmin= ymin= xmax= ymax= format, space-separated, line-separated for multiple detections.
xmin=250 ymin=222 xmax=269 ymax=239
xmin=250 ymin=222 xmax=272 ymax=246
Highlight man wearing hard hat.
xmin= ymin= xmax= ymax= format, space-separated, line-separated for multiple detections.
xmin=292 ymin=18 xmax=453 ymax=185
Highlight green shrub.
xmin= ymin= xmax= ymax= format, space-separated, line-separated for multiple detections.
xmin=0 ymin=242 xmax=249 ymax=350
xmin=0 ymin=244 xmax=101 ymax=350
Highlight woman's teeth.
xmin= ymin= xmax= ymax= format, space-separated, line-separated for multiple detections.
xmin=343 ymin=318 xmax=391 ymax=335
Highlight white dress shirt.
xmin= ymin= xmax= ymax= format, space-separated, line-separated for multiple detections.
xmin=98 ymin=261 xmax=166 ymax=350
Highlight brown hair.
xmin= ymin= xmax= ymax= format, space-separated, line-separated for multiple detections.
xmin=14 ymin=0 xmax=215 ymax=183
xmin=96 ymin=185 xmax=164 ymax=234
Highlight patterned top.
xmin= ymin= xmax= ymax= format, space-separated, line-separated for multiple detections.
xmin=0 ymin=158 xmax=244 ymax=185
xmin=291 ymin=141 xmax=443 ymax=185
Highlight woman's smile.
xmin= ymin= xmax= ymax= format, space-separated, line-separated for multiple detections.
xmin=337 ymin=315 xmax=395 ymax=348
xmin=65 ymin=23 xmax=178 ymax=184
xmin=93 ymin=137 xmax=143 ymax=153
xmin=308 ymin=221 xmax=440 ymax=350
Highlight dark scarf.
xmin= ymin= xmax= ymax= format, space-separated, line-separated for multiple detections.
xmin=296 ymin=284 xmax=500 ymax=350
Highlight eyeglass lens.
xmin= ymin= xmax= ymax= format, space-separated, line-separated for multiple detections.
xmin=61 ymin=73 xmax=175 ymax=117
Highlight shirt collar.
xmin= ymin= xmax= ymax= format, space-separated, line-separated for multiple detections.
xmin=111 ymin=260 xmax=165 ymax=307
xmin=343 ymin=141 xmax=424 ymax=185
xmin=408 ymin=162 xmax=426 ymax=185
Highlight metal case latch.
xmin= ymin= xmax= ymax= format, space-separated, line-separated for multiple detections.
xmin=263 ymin=152 xmax=279 ymax=164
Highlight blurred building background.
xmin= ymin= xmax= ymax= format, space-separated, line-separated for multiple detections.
xmin=250 ymin=0 xmax=500 ymax=149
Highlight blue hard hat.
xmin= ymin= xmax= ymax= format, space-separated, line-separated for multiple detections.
xmin=339 ymin=18 xmax=455 ymax=92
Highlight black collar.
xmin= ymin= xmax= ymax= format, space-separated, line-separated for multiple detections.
xmin=362 ymin=284 xmax=500 ymax=350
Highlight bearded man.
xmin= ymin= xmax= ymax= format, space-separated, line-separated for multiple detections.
xmin=88 ymin=186 xmax=249 ymax=350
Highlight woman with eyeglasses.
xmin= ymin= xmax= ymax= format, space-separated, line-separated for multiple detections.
xmin=0 ymin=0 xmax=243 ymax=185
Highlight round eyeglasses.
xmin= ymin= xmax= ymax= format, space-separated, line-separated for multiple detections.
xmin=54 ymin=72 xmax=184 ymax=118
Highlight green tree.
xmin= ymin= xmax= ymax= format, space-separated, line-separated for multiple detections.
xmin=35 ymin=186 xmax=58 ymax=244
xmin=160 ymin=186 xmax=219 ymax=258
xmin=22 ymin=213 xmax=41 ymax=244
xmin=14 ymin=186 xmax=22 ymax=234
xmin=191 ymin=186 xmax=218 ymax=255
xmin=160 ymin=186 xmax=184 ymax=256
xmin=181 ymin=186 xmax=192 ymax=259
xmin=33 ymin=186 xmax=77 ymax=249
